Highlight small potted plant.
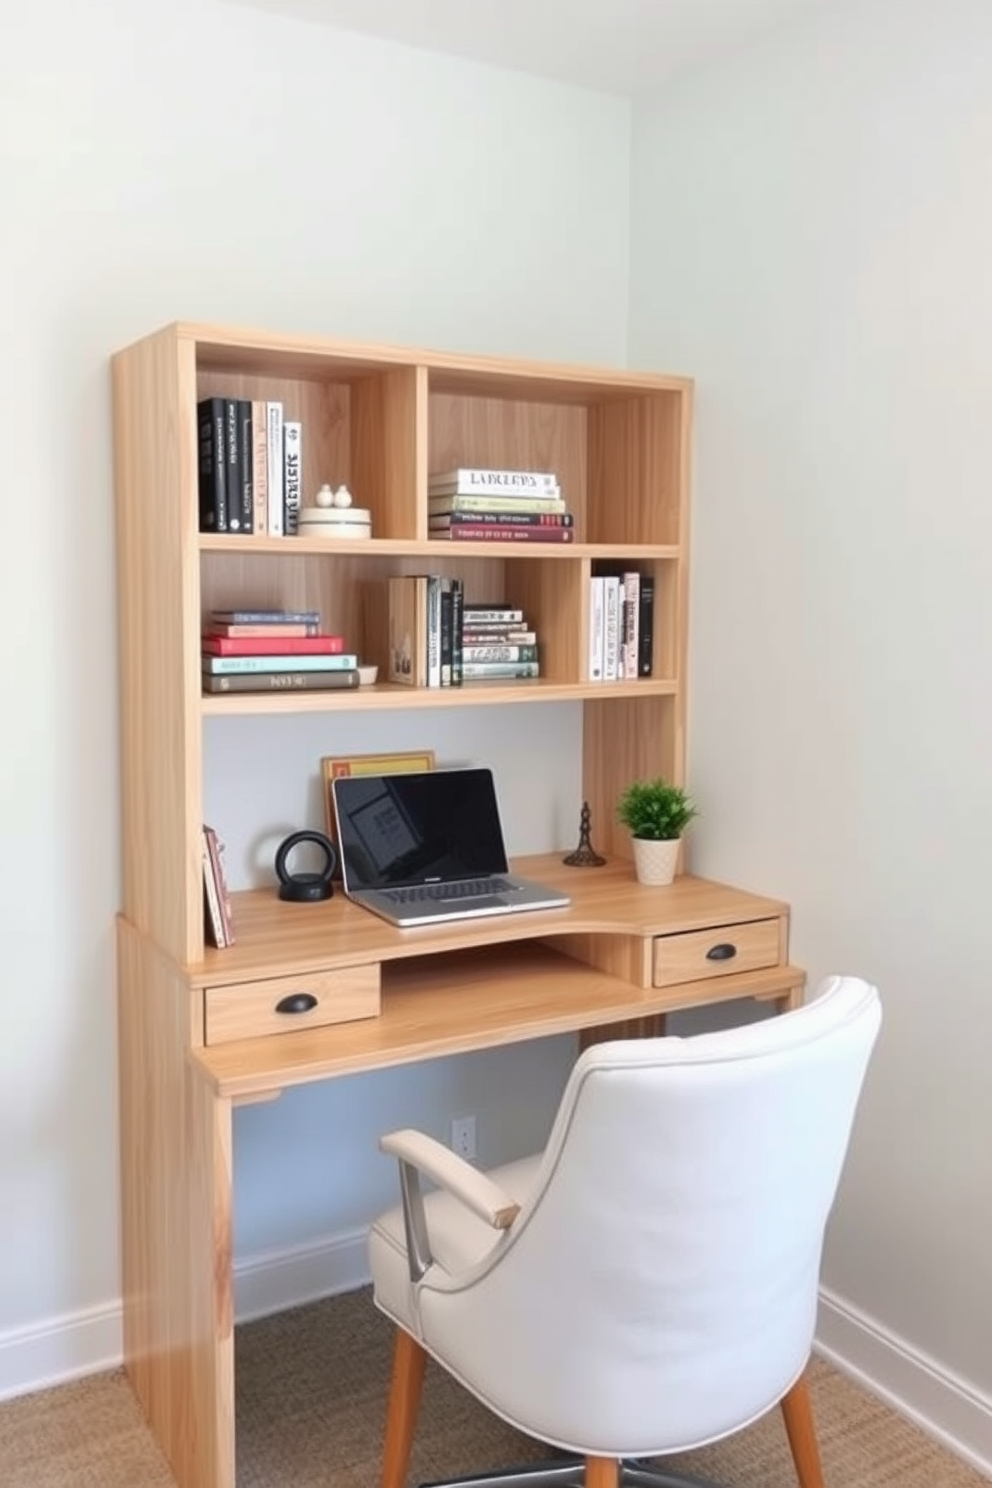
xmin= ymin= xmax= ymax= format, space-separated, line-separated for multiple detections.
xmin=616 ymin=778 xmax=698 ymax=886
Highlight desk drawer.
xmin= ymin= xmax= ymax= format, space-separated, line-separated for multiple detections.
xmin=653 ymin=919 xmax=781 ymax=988
xmin=204 ymin=964 xmax=380 ymax=1045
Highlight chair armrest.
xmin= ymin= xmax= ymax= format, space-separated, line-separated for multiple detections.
xmin=380 ymin=1128 xmax=521 ymax=1284
xmin=380 ymin=1128 xmax=521 ymax=1228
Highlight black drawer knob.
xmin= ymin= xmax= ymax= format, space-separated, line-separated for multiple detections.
xmin=706 ymin=943 xmax=737 ymax=962
xmin=275 ymin=992 xmax=319 ymax=1015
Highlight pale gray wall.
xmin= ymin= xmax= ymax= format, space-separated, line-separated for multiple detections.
xmin=0 ymin=0 xmax=630 ymax=1392
xmin=630 ymin=0 xmax=992 ymax=1407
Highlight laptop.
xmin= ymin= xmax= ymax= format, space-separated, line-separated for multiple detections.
xmin=331 ymin=766 xmax=571 ymax=928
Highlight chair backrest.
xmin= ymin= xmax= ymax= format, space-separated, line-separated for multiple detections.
xmin=416 ymin=976 xmax=881 ymax=1458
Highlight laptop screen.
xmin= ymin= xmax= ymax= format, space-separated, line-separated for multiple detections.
xmin=333 ymin=768 xmax=510 ymax=889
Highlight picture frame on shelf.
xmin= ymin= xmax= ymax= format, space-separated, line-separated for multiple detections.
xmin=321 ymin=750 xmax=436 ymax=844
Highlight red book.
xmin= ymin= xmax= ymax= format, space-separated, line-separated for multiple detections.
xmin=201 ymin=634 xmax=346 ymax=655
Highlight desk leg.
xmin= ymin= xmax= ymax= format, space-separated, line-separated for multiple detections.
xmin=754 ymin=978 xmax=807 ymax=1014
xmin=579 ymin=1015 xmax=667 ymax=1051
xmin=118 ymin=923 xmax=236 ymax=1488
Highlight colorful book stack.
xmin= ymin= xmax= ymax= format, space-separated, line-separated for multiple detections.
xmin=587 ymin=573 xmax=654 ymax=682
xmin=201 ymin=609 xmax=360 ymax=694
xmin=196 ymin=397 xmax=302 ymax=536
xmin=427 ymin=467 xmax=574 ymax=544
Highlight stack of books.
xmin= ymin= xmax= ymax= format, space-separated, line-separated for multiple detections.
xmin=461 ymin=604 xmax=539 ymax=681
xmin=197 ymin=397 xmax=302 ymax=536
xmin=427 ymin=467 xmax=574 ymax=544
xmin=201 ymin=609 xmax=360 ymax=694
xmin=588 ymin=573 xmax=654 ymax=682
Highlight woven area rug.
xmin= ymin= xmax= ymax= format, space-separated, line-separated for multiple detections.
xmin=0 ymin=1287 xmax=986 ymax=1487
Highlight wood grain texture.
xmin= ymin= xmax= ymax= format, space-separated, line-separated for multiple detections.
xmin=583 ymin=695 xmax=679 ymax=861
xmin=652 ymin=917 xmax=782 ymax=988
xmin=117 ymin=918 xmax=234 ymax=1488
xmin=186 ymin=857 xmax=791 ymax=986
xmin=192 ymin=950 xmax=804 ymax=1101
xmin=204 ymin=964 xmax=381 ymax=1044
xmin=114 ymin=325 xmax=204 ymax=962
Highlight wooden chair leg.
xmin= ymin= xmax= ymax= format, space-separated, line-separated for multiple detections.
xmin=780 ymin=1369 xmax=826 ymax=1488
xmin=382 ymin=1328 xmax=429 ymax=1488
xmin=585 ymin=1456 xmax=620 ymax=1488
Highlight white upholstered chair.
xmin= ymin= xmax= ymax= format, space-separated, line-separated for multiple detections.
xmin=368 ymin=976 xmax=881 ymax=1488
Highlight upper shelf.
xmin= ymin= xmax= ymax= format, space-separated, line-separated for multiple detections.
xmin=199 ymin=535 xmax=681 ymax=560
xmin=199 ymin=675 xmax=679 ymax=716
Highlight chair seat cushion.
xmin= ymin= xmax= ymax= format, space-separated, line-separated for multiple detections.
xmin=370 ymin=1154 xmax=543 ymax=1336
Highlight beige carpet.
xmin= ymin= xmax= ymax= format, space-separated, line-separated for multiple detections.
xmin=0 ymin=1288 xmax=986 ymax=1488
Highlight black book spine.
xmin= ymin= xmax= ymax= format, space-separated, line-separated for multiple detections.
xmin=450 ymin=578 xmax=464 ymax=686
xmin=440 ymin=579 xmax=453 ymax=686
xmin=197 ymin=397 xmax=228 ymax=533
xmin=637 ymin=574 xmax=655 ymax=677
xmin=237 ymin=400 xmax=254 ymax=534
xmin=223 ymin=399 xmax=244 ymax=534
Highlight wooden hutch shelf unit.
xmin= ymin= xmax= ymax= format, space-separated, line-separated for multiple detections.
xmin=112 ymin=322 xmax=804 ymax=1488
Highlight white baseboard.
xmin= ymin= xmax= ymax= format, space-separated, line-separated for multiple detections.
xmin=233 ymin=1225 xmax=371 ymax=1323
xmin=816 ymin=1285 xmax=992 ymax=1479
xmin=0 ymin=1227 xmax=371 ymax=1404
xmin=5 ymin=1252 xmax=991 ymax=1482
xmin=0 ymin=1301 xmax=123 ymax=1403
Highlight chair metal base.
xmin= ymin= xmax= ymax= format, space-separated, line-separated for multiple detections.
xmin=422 ymin=1459 xmax=730 ymax=1488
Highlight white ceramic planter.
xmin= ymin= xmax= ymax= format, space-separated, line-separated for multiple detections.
xmin=632 ymin=836 xmax=680 ymax=886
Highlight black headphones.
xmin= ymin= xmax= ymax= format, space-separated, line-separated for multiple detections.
xmin=274 ymin=830 xmax=337 ymax=902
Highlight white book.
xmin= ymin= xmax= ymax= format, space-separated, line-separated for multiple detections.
xmin=283 ymin=420 xmax=302 ymax=536
xmin=428 ymin=467 xmax=559 ymax=497
xmin=266 ymin=402 xmax=284 ymax=536
xmin=426 ymin=575 xmax=442 ymax=688
xmin=250 ymin=401 xmax=268 ymax=535
xmin=603 ymin=576 xmax=621 ymax=682
xmin=588 ymin=577 xmax=606 ymax=683
xmin=622 ymin=571 xmax=641 ymax=680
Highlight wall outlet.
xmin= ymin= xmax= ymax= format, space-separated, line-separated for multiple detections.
xmin=450 ymin=1114 xmax=477 ymax=1161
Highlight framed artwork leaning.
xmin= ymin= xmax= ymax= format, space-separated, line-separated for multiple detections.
xmin=321 ymin=749 xmax=436 ymax=845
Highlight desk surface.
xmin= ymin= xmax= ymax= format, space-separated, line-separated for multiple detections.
xmin=187 ymin=853 xmax=791 ymax=985
xmin=187 ymin=856 xmax=800 ymax=1100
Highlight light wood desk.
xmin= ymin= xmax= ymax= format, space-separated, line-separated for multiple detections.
xmin=117 ymin=853 xmax=804 ymax=1488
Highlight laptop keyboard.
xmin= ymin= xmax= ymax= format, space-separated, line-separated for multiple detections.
xmin=384 ymin=878 xmax=513 ymax=905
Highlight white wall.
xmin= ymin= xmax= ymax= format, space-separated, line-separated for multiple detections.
xmin=630 ymin=0 xmax=992 ymax=1458
xmin=0 ymin=0 xmax=631 ymax=1394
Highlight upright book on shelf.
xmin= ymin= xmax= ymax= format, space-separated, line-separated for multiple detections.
xmin=223 ymin=399 xmax=244 ymax=533
xmin=283 ymin=420 xmax=302 ymax=534
xmin=202 ymin=825 xmax=234 ymax=947
xmin=266 ymin=402 xmax=285 ymax=536
xmin=196 ymin=396 xmax=227 ymax=533
xmin=388 ymin=575 xmax=428 ymax=686
xmin=251 ymin=399 xmax=268 ymax=534
xmin=638 ymin=575 xmax=655 ymax=677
